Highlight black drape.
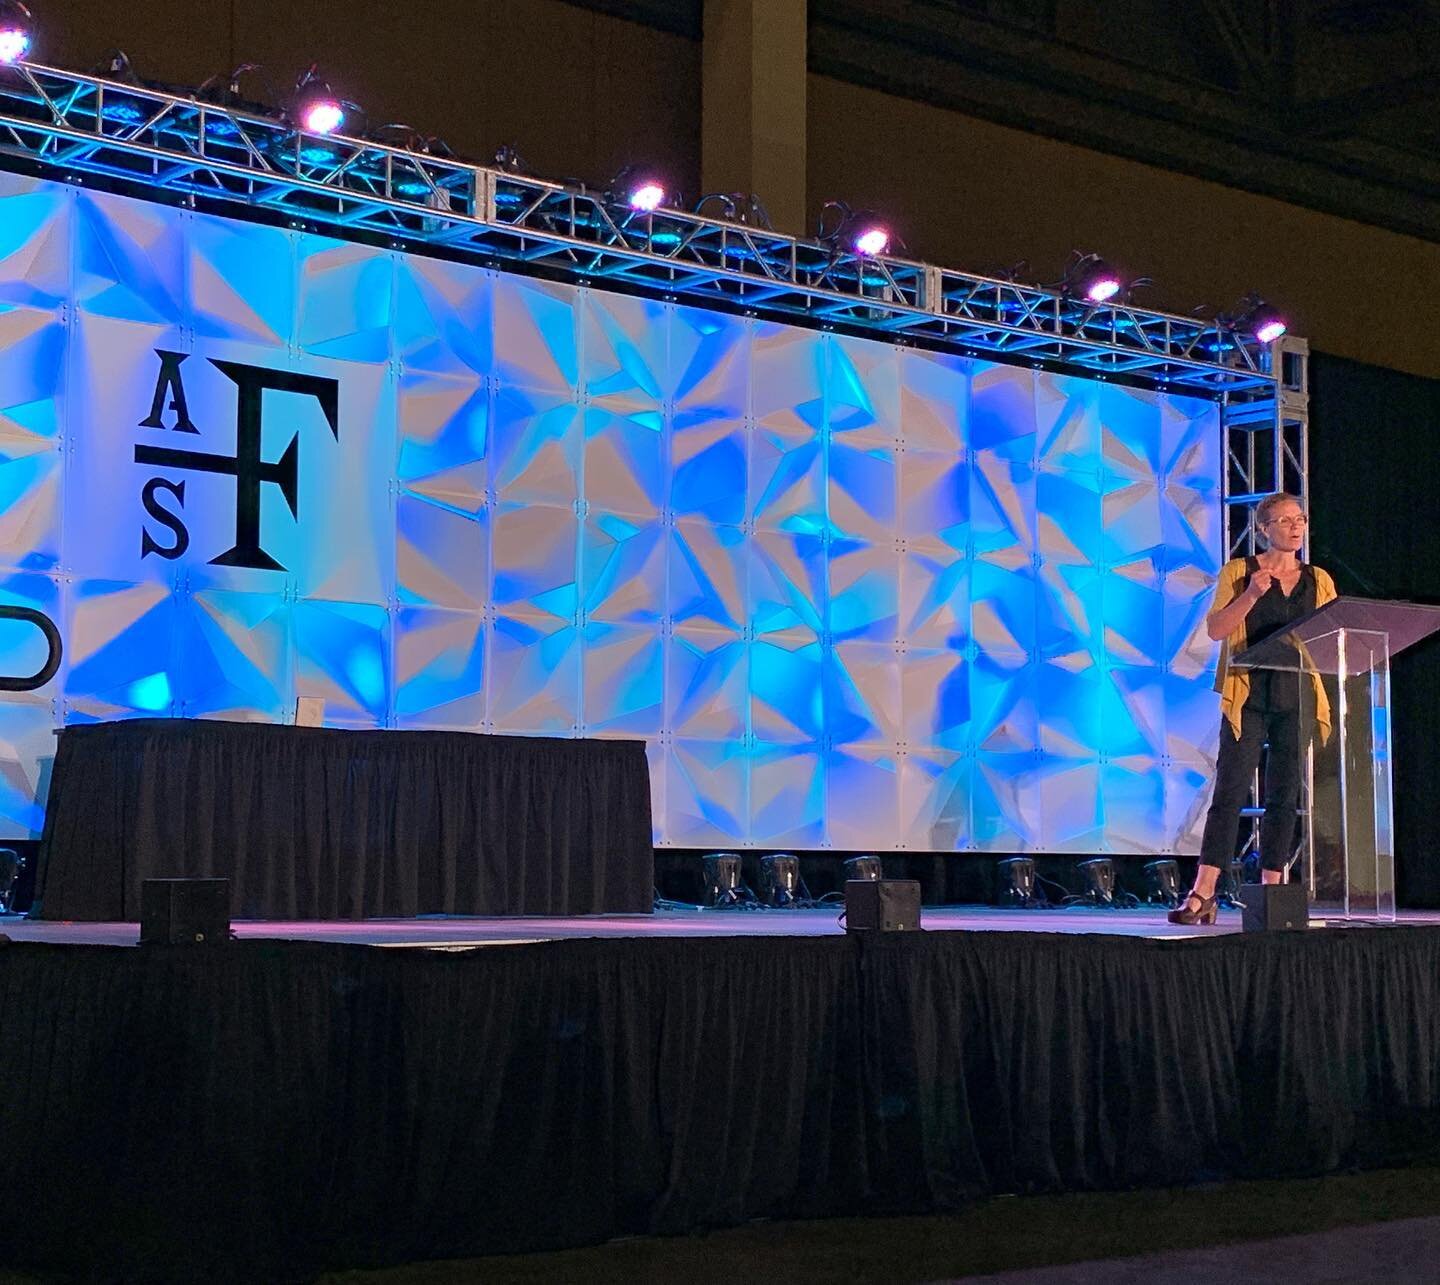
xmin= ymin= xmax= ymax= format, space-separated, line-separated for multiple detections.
xmin=1310 ymin=352 xmax=1440 ymax=908
xmin=5 ymin=928 xmax=1440 ymax=1282
xmin=32 ymin=719 xmax=654 ymax=920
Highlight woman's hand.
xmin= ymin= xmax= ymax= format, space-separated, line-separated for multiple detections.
xmin=1207 ymin=568 xmax=1270 ymax=640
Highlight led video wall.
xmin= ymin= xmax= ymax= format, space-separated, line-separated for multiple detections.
xmin=0 ymin=170 xmax=1223 ymax=851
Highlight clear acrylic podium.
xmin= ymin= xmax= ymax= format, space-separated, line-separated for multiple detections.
xmin=1230 ymin=596 xmax=1440 ymax=922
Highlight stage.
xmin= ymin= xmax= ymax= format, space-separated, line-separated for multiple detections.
xmin=6 ymin=905 xmax=1440 ymax=1283
xmin=0 ymin=44 xmax=1426 ymax=1285
xmin=7 ymin=904 xmax=1439 ymax=947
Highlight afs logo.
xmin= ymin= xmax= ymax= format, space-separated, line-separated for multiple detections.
xmin=134 ymin=350 xmax=340 ymax=571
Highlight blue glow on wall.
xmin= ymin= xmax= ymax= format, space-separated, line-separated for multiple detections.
xmin=0 ymin=171 xmax=1224 ymax=852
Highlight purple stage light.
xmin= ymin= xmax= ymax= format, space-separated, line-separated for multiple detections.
xmin=852 ymin=224 xmax=891 ymax=256
xmin=0 ymin=0 xmax=31 ymax=64
xmin=1251 ymin=303 xmax=1287 ymax=343
xmin=1066 ymin=254 xmax=1123 ymax=304
xmin=0 ymin=27 xmax=27 ymax=63
xmin=292 ymin=65 xmax=347 ymax=137
xmin=1085 ymin=274 xmax=1121 ymax=303
xmin=627 ymin=180 xmax=666 ymax=212
xmin=300 ymin=97 xmax=344 ymax=135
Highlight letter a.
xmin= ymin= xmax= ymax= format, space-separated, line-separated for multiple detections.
xmin=139 ymin=350 xmax=198 ymax=433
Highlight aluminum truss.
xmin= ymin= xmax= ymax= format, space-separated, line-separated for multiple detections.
xmin=1221 ymin=334 xmax=1310 ymax=556
xmin=0 ymin=59 xmax=1282 ymax=398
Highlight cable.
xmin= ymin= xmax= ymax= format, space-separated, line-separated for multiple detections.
xmin=1033 ymin=870 xmax=1071 ymax=900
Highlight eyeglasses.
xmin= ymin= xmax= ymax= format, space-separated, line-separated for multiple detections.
xmin=1266 ymin=515 xmax=1308 ymax=529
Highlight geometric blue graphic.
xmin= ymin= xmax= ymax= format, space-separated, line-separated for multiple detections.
xmin=0 ymin=171 xmax=1222 ymax=851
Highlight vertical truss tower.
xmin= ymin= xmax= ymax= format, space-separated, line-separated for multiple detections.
xmin=1221 ymin=335 xmax=1311 ymax=557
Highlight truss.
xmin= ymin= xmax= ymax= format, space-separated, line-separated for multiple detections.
xmin=1221 ymin=334 xmax=1309 ymax=557
xmin=0 ymin=60 xmax=1284 ymax=398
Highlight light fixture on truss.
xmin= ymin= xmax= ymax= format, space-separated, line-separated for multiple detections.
xmin=817 ymin=199 xmax=894 ymax=258
xmin=1234 ymin=293 xmax=1288 ymax=344
xmin=608 ymin=166 xmax=669 ymax=213
xmin=292 ymin=64 xmax=348 ymax=136
xmin=1062 ymin=252 xmax=1123 ymax=304
xmin=0 ymin=0 xmax=32 ymax=64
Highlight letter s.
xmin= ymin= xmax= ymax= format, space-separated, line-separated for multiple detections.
xmin=141 ymin=477 xmax=190 ymax=560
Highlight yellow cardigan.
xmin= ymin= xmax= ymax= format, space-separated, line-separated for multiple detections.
xmin=1211 ymin=557 xmax=1337 ymax=744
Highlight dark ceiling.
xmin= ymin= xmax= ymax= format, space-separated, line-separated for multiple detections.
xmin=570 ymin=0 xmax=1440 ymax=243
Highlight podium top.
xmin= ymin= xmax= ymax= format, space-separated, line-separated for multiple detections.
xmin=1232 ymin=595 xmax=1440 ymax=674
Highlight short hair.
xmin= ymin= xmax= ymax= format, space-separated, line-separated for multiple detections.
xmin=1255 ymin=492 xmax=1303 ymax=527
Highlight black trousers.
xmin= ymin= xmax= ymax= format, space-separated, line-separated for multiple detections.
xmin=1198 ymin=672 xmax=1305 ymax=871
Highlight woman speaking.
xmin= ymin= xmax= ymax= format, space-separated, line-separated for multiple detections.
xmin=1169 ymin=492 xmax=1337 ymax=925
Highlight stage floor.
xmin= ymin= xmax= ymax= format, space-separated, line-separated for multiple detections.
xmin=7 ymin=904 xmax=1436 ymax=948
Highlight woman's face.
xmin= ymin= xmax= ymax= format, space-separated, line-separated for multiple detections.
xmin=1263 ymin=500 xmax=1308 ymax=553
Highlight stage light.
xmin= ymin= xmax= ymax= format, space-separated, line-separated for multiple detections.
xmin=1224 ymin=293 xmax=1288 ymax=347
xmin=760 ymin=853 xmax=801 ymax=907
xmin=701 ymin=852 xmax=748 ymax=907
xmin=852 ymin=223 xmax=891 ymax=257
xmin=997 ymin=856 xmax=1037 ymax=907
xmin=844 ymin=855 xmax=882 ymax=882
xmin=293 ymin=65 xmax=346 ymax=136
xmin=1218 ymin=851 xmax=1246 ymax=908
xmin=1077 ymin=857 xmax=1116 ymax=907
xmin=604 ymin=166 xmax=670 ymax=213
xmin=1064 ymin=253 xmax=1122 ymax=304
xmin=0 ymin=1 xmax=33 ymax=64
xmin=1085 ymin=275 xmax=1121 ymax=303
xmin=1144 ymin=859 xmax=1181 ymax=908
xmin=0 ymin=846 xmax=22 ymax=913
xmin=626 ymin=178 xmax=666 ymax=212
xmin=301 ymin=97 xmax=344 ymax=136
xmin=817 ymin=200 xmax=897 ymax=259
xmin=1249 ymin=301 xmax=1287 ymax=343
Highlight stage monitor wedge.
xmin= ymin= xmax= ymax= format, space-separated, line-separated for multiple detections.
xmin=1241 ymin=883 xmax=1309 ymax=932
xmin=140 ymin=878 xmax=231 ymax=946
xmin=845 ymin=879 xmax=922 ymax=932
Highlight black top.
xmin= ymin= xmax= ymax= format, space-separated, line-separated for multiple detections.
xmin=1241 ymin=556 xmax=1317 ymax=649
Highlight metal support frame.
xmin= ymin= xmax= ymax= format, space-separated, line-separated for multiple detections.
xmin=0 ymin=59 xmax=1282 ymax=398
xmin=1221 ymin=333 xmax=1310 ymax=556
